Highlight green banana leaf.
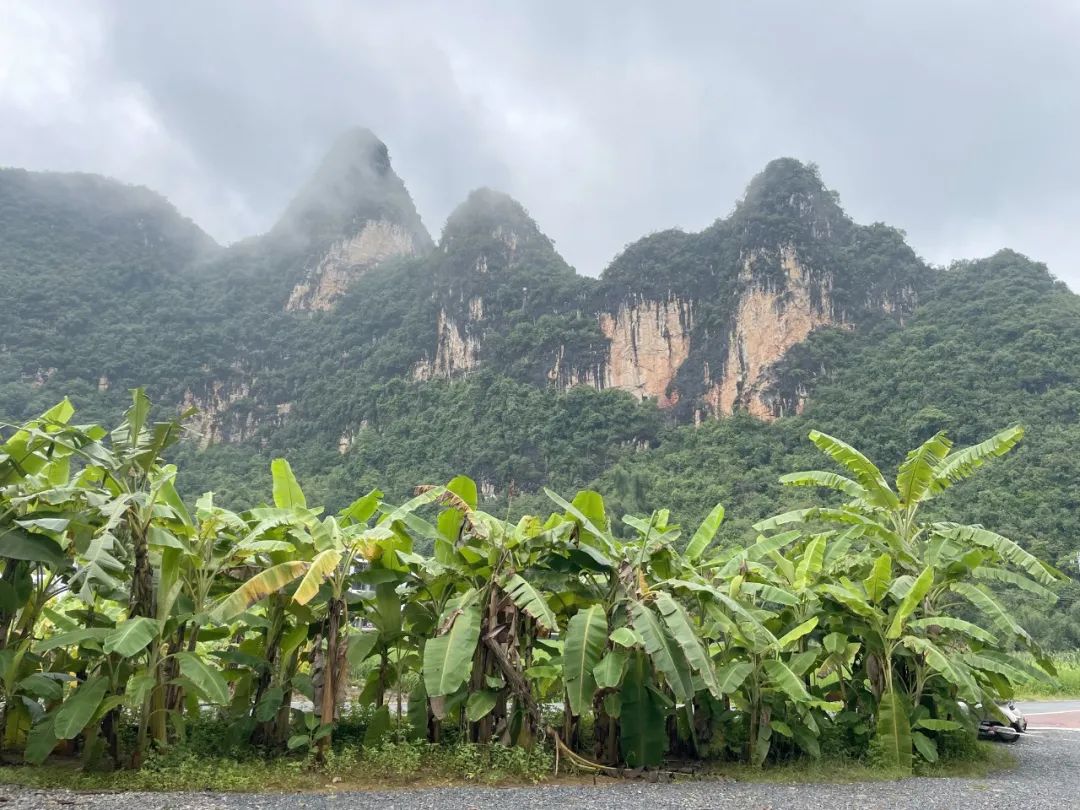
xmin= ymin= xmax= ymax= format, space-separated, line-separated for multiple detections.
xmin=875 ymin=688 xmax=912 ymax=772
xmin=619 ymin=653 xmax=665 ymax=768
xmin=563 ymin=604 xmax=607 ymax=716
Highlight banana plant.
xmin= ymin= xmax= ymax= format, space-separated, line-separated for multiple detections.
xmin=755 ymin=427 xmax=1066 ymax=770
xmin=542 ymin=490 xmax=727 ymax=767
xmin=399 ymin=478 xmax=563 ymax=748
xmin=209 ymin=459 xmax=328 ymax=748
xmin=0 ymin=399 xmax=106 ymax=651
xmin=707 ymin=529 xmax=854 ymax=765
xmin=288 ymin=489 xmax=392 ymax=755
xmin=25 ymin=605 xmax=179 ymax=767
xmin=2 ymin=396 xmax=1063 ymax=775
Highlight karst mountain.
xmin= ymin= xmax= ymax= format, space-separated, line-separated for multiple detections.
xmin=3 ymin=128 xmax=1078 ymax=635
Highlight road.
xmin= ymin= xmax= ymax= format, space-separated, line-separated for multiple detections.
xmin=1017 ymin=699 xmax=1080 ymax=730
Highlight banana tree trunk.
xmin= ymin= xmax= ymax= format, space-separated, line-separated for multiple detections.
xmin=0 ymin=560 xmax=24 ymax=650
xmin=129 ymin=520 xmax=168 ymax=752
xmin=593 ymin=696 xmax=619 ymax=765
xmin=272 ymin=647 xmax=302 ymax=748
xmin=101 ymin=705 xmax=120 ymax=768
xmin=250 ymin=601 xmax=287 ymax=746
xmin=164 ymin=623 xmax=193 ymax=716
xmin=482 ymin=634 xmax=542 ymax=741
xmin=317 ymin=598 xmax=344 ymax=758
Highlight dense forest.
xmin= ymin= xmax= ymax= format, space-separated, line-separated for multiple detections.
xmin=2 ymin=129 xmax=1077 ymax=648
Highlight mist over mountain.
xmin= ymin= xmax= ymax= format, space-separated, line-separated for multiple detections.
xmin=2 ymin=129 xmax=1078 ymax=643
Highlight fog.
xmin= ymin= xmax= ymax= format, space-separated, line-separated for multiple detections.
xmin=3 ymin=1 xmax=1079 ymax=285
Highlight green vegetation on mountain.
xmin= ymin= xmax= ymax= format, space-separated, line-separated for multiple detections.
xmin=1 ymin=130 xmax=1077 ymax=651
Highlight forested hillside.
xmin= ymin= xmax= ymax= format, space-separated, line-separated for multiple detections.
xmin=2 ymin=129 xmax=1077 ymax=643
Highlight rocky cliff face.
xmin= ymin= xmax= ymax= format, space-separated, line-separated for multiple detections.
xmin=181 ymin=378 xmax=294 ymax=448
xmin=410 ymin=188 xmax=585 ymax=382
xmin=708 ymin=246 xmax=838 ymax=419
xmin=181 ymin=380 xmax=255 ymax=447
xmin=420 ymin=259 xmax=832 ymax=421
xmin=597 ymin=297 xmax=693 ymax=407
xmin=412 ymin=306 xmax=483 ymax=380
xmin=273 ymin=128 xmax=432 ymax=311
xmin=286 ymin=219 xmax=421 ymax=311
xmin=544 ymin=246 xmax=838 ymax=420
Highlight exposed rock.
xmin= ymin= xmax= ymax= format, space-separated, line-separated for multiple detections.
xmin=286 ymin=220 xmax=419 ymax=311
xmin=412 ymin=309 xmax=481 ymax=380
xmin=547 ymin=344 xmax=603 ymax=390
xmin=414 ymin=237 xmax=899 ymax=424
xmin=709 ymin=246 xmax=839 ymax=419
xmin=468 ymin=296 xmax=484 ymax=320
xmin=493 ymin=224 xmax=520 ymax=253
xmin=181 ymin=380 xmax=253 ymax=448
xmin=337 ymin=419 xmax=369 ymax=454
xmin=31 ymin=368 xmax=57 ymax=388
xmin=598 ymin=297 xmax=693 ymax=406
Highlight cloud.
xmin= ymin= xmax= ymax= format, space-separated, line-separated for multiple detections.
xmin=2 ymin=1 xmax=1079 ymax=286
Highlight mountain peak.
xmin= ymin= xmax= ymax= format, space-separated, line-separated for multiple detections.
xmin=271 ymin=128 xmax=432 ymax=251
xmin=732 ymin=157 xmax=846 ymax=245
xmin=439 ymin=188 xmax=543 ymax=250
xmin=741 ymin=158 xmax=829 ymax=204
xmin=429 ymin=188 xmax=575 ymax=295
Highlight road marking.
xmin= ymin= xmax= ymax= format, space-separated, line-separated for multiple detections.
xmin=1024 ymin=710 xmax=1080 ymax=716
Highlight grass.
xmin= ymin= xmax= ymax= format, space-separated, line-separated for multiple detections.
xmin=0 ymin=741 xmax=555 ymax=793
xmin=0 ymin=706 xmax=1019 ymax=794
xmin=1014 ymin=651 xmax=1080 ymax=700
xmin=0 ymin=740 xmax=1016 ymax=793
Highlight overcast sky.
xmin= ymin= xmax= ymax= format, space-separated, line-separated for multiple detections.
xmin=3 ymin=2 xmax=1079 ymax=287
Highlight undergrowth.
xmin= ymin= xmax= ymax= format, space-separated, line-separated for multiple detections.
xmin=0 ymin=740 xmax=555 ymax=792
xmin=0 ymin=718 xmax=1014 ymax=793
xmin=1014 ymin=652 xmax=1080 ymax=699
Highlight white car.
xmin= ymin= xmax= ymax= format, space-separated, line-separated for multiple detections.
xmin=977 ymin=701 xmax=1027 ymax=742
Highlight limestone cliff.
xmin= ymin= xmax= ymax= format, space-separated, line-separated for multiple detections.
xmin=587 ymin=240 xmax=909 ymax=421
xmin=597 ymin=297 xmax=693 ymax=407
xmin=286 ymin=219 xmax=420 ymax=311
xmin=181 ymin=380 xmax=254 ymax=448
xmin=709 ymin=246 xmax=838 ymax=419
xmin=180 ymin=379 xmax=292 ymax=448
xmin=540 ymin=249 xmax=835 ymax=419
xmin=410 ymin=188 xmax=585 ymax=383
xmin=412 ymin=307 xmax=482 ymax=380
xmin=273 ymin=128 xmax=432 ymax=311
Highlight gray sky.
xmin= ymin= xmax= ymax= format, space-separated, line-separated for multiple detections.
xmin=3 ymin=2 xmax=1079 ymax=287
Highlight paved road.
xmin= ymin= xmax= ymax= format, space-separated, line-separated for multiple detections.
xmin=2 ymin=727 xmax=1078 ymax=810
xmin=1017 ymin=699 xmax=1080 ymax=730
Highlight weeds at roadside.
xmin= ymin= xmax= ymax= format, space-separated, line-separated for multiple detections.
xmin=1014 ymin=652 xmax=1080 ymax=700
xmin=0 ymin=734 xmax=1015 ymax=793
xmin=0 ymin=740 xmax=555 ymax=792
